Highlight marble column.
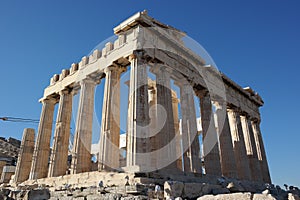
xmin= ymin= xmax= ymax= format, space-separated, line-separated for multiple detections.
xmin=14 ymin=128 xmax=35 ymax=183
xmin=252 ymin=119 xmax=271 ymax=183
xmin=240 ymin=115 xmax=262 ymax=182
xmin=126 ymin=53 xmax=150 ymax=171
xmin=214 ymin=101 xmax=238 ymax=178
xmin=199 ymin=91 xmax=221 ymax=176
xmin=227 ymin=108 xmax=251 ymax=180
xmin=71 ymin=77 xmax=97 ymax=174
xmin=148 ymin=84 xmax=158 ymax=169
xmin=48 ymin=89 xmax=73 ymax=177
xmin=154 ymin=65 xmax=177 ymax=171
xmin=29 ymin=97 xmax=56 ymax=180
xmin=99 ymin=66 xmax=122 ymax=171
xmin=172 ymin=91 xmax=182 ymax=171
xmin=179 ymin=83 xmax=201 ymax=173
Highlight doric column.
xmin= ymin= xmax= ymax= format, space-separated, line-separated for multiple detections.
xmin=153 ymin=65 xmax=178 ymax=171
xmin=198 ymin=90 xmax=221 ymax=176
xmin=14 ymin=128 xmax=35 ymax=183
xmin=148 ymin=84 xmax=158 ymax=169
xmin=126 ymin=52 xmax=150 ymax=171
xmin=71 ymin=77 xmax=97 ymax=174
xmin=251 ymin=119 xmax=271 ymax=183
xmin=214 ymin=101 xmax=238 ymax=178
xmin=240 ymin=115 xmax=262 ymax=182
xmin=227 ymin=108 xmax=251 ymax=180
xmin=171 ymin=91 xmax=182 ymax=171
xmin=179 ymin=82 xmax=201 ymax=173
xmin=48 ymin=89 xmax=73 ymax=177
xmin=29 ymin=97 xmax=56 ymax=180
xmin=99 ymin=66 xmax=122 ymax=171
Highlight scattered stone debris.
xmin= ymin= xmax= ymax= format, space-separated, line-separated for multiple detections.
xmin=1 ymin=178 xmax=299 ymax=200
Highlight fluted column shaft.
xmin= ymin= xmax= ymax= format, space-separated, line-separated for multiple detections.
xmin=99 ymin=66 xmax=121 ymax=171
xmin=251 ymin=120 xmax=271 ymax=183
xmin=29 ymin=98 xmax=56 ymax=180
xmin=214 ymin=101 xmax=237 ymax=178
xmin=14 ymin=128 xmax=35 ymax=183
xmin=172 ymin=92 xmax=182 ymax=171
xmin=48 ymin=89 xmax=73 ymax=177
xmin=227 ymin=109 xmax=251 ymax=180
xmin=148 ymin=86 xmax=158 ymax=169
xmin=199 ymin=91 xmax=221 ymax=176
xmin=180 ymin=83 xmax=201 ymax=173
xmin=71 ymin=78 xmax=97 ymax=174
xmin=154 ymin=66 xmax=177 ymax=170
xmin=126 ymin=53 xmax=150 ymax=170
xmin=240 ymin=115 xmax=263 ymax=182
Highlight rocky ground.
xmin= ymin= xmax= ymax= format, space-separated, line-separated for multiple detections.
xmin=0 ymin=176 xmax=299 ymax=200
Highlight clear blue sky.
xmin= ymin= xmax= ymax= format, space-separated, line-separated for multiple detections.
xmin=0 ymin=0 xmax=299 ymax=187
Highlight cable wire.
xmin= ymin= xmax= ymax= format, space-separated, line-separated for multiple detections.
xmin=0 ymin=116 xmax=40 ymax=124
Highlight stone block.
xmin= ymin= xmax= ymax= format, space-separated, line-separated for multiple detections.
xmin=289 ymin=193 xmax=300 ymax=200
xmin=197 ymin=192 xmax=252 ymax=200
xmin=226 ymin=181 xmax=245 ymax=192
xmin=60 ymin=69 xmax=70 ymax=80
xmin=182 ymin=182 xmax=205 ymax=199
xmin=70 ymin=63 xmax=78 ymax=73
xmin=118 ymin=34 xmax=126 ymax=46
xmin=53 ymin=74 xmax=60 ymax=82
xmin=164 ymin=181 xmax=184 ymax=198
xmin=87 ymin=194 xmax=102 ymax=200
xmin=202 ymin=184 xmax=222 ymax=195
xmin=212 ymin=188 xmax=230 ymax=195
xmin=105 ymin=42 xmax=114 ymax=52
xmin=240 ymin=181 xmax=257 ymax=193
xmin=253 ymin=194 xmax=277 ymax=200
xmin=79 ymin=56 xmax=89 ymax=69
xmin=24 ymin=189 xmax=50 ymax=200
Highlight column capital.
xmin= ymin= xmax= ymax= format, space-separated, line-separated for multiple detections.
xmin=227 ymin=106 xmax=243 ymax=114
xmin=251 ymin=118 xmax=261 ymax=124
xmin=240 ymin=111 xmax=251 ymax=119
xmin=128 ymin=51 xmax=144 ymax=62
xmin=129 ymin=51 xmax=146 ymax=62
xmin=128 ymin=53 xmax=137 ymax=61
xmin=104 ymin=65 xmax=125 ymax=74
xmin=59 ymin=88 xmax=73 ymax=96
xmin=42 ymin=97 xmax=57 ymax=105
xmin=174 ymin=79 xmax=190 ymax=88
xmin=80 ymin=76 xmax=99 ymax=86
xmin=196 ymin=89 xmax=209 ymax=99
xmin=150 ymin=63 xmax=169 ymax=74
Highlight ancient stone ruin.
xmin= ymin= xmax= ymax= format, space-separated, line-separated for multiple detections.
xmin=2 ymin=11 xmax=297 ymax=200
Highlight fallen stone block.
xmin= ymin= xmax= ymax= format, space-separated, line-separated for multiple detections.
xmin=226 ymin=181 xmax=245 ymax=192
xmin=164 ymin=181 xmax=184 ymax=198
xmin=197 ymin=192 xmax=252 ymax=200
xmin=24 ymin=189 xmax=50 ymax=200
xmin=253 ymin=193 xmax=278 ymax=200
xmin=212 ymin=188 xmax=230 ymax=195
xmin=182 ymin=182 xmax=205 ymax=199
xmin=289 ymin=193 xmax=300 ymax=200
xmin=202 ymin=184 xmax=222 ymax=195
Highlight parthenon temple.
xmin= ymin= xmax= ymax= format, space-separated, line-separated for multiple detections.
xmin=13 ymin=11 xmax=271 ymax=185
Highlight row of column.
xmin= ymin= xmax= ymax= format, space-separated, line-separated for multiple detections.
xmin=22 ymin=53 xmax=270 ymax=184
xmin=123 ymin=54 xmax=271 ymax=183
xmin=27 ymin=65 xmax=122 ymax=180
